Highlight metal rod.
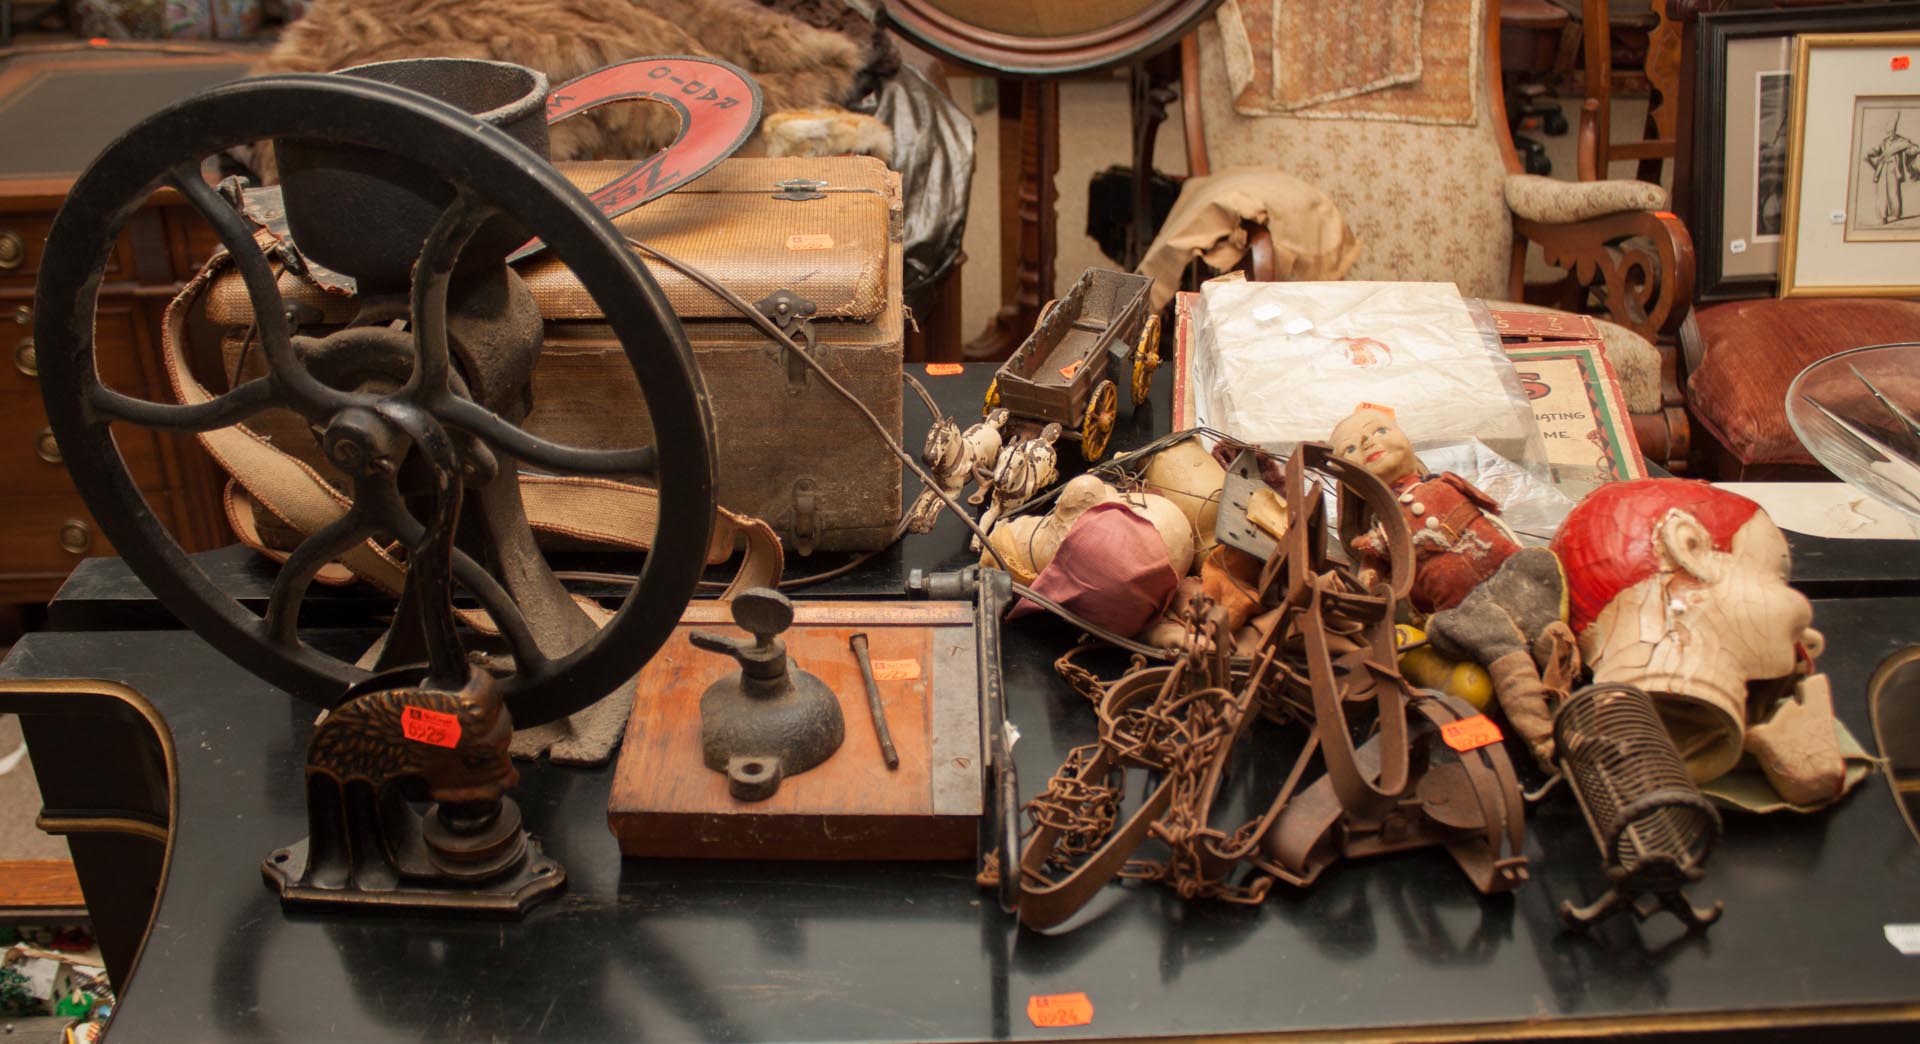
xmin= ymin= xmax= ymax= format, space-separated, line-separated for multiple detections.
xmin=848 ymin=633 xmax=900 ymax=770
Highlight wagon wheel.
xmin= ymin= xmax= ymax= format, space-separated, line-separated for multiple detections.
xmin=33 ymin=74 xmax=715 ymax=728
xmin=982 ymin=375 xmax=1000 ymax=417
xmin=1081 ymin=379 xmax=1119 ymax=461
xmin=1130 ymin=312 xmax=1162 ymax=407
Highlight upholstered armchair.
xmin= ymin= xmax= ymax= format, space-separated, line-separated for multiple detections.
xmin=1176 ymin=0 xmax=1695 ymax=469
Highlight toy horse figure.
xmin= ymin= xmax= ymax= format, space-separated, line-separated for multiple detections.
xmin=973 ymin=423 xmax=1061 ymax=551
xmin=268 ymin=670 xmax=562 ymax=911
xmin=905 ymin=408 xmax=1008 ymax=534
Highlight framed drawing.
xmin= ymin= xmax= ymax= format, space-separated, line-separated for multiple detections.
xmin=1690 ymin=4 xmax=1920 ymax=300
xmin=1780 ymin=32 xmax=1920 ymax=297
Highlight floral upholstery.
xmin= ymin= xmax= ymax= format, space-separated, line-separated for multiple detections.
xmin=1189 ymin=5 xmax=1674 ymax=424
xmin=1503 ymin=174 xmax=1669 ymax=224
xmin=1192 ymin=14 xmax=1513 ymax=300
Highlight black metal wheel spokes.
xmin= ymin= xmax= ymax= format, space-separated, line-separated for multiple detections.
xmin=36 ymin=73 xmax=715 ymax=727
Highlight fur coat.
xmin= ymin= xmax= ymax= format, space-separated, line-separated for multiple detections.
xmin=257 ymin=0 xmax=872 ymax=163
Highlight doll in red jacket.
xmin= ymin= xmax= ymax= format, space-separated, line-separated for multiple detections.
xmin=1332 ymin=405 xmax=1522 ymax=613
xmin=1330 ymin=405 xmax=1570 ymax=767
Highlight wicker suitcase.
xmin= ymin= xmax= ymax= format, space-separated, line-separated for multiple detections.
xmin=202 ymin=156 xmax=904 ymax=555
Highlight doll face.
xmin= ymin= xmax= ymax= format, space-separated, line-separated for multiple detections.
xmin=1688 ymin=512 xmax=1817 ymax=682
xmin=1331 ymin=408 xmax=1418 ymax=484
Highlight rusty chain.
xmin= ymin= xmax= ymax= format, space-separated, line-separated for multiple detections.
xmin=1008 ymin=446 xmax=1531 ymax=927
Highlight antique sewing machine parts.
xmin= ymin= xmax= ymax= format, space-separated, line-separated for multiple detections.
xmin=693 ymin=588 xmax=846 ymax=800
xmin=34 ymin=60 xmax=717 ymax=914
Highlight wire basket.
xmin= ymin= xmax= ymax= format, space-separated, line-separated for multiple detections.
xmin=1553 ymin=683 xmax=1724 ymax=930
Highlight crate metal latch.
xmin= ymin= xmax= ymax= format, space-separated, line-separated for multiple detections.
xmin=791 ymin=478 xmax=819 ymax=556
xmin=754 ymin=289 xmax=818 ymax=395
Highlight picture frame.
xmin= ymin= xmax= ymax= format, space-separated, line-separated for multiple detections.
xmin=1689 ymin=4 xmax=1920 ymax=300
xmin=1779 ymin=31 xmax=1920 ymax=298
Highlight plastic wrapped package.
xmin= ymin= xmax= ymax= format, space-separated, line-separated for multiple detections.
xmin=1417 ymin=441 xmax=1577 ymax=544
xmin=1308 ymin=440 xmax=1576 ymax=556
xmin=1189 ymin=281 xmax=1548 ymax=469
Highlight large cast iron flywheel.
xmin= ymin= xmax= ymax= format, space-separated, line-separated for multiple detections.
xmin=33 ymin=71 xmax=716 ymax=728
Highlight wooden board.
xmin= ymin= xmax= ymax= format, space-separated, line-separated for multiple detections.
xmin=608 ymin=602 xmax=982 ymax=860
xmin=0 ymin=860 xmax=83 ymax=910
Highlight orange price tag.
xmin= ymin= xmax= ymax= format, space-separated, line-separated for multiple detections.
xmin=925 ymin=363 xmax=964 ymax=376
xmin=401 ymin=706 xmax=462 ymax=748
xmin=1058 ymin=358 xmax=1083 ymax=380
xmin=1894 ymin=56 xmax=1912 ymax=71
xmin=870 ymin=658 xmax=921 ymax=681
xmin=785 ymin=233 xmax=835 ymax=251
xmin=1441 ymin=714 xmax=1502 ymax=752
xmin=1027 ymin=992 xmax=1094 ymax=1028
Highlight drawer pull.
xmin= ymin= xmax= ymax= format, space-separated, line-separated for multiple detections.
xmin=0 ymin=230 xmax=21 ymax=270
xmin=58 ymin=518 xmax=91 ymax=556
xmin=13 ymin=338 xmax=35 ymax=377
xmin=36 ymin=427 xmax=61 ymax=464
xmin=11 ymin=305 xmax=27 ymax=326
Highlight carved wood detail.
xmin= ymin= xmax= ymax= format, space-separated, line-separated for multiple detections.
xmin=964 ymin=80 xmax=1059 ymax=362
xmin=1516 ymin=209 xmax=1694 ymax=345
xmin=1518 ymin=209 xmax=1695 ymax=472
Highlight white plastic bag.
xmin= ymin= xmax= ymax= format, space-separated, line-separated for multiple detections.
xmin=1190 ymin=281 xmax=1548 ymax=469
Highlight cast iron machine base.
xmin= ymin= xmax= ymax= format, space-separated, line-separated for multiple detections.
xmin=264 ymin=822 xmax=565 ymax=917
xmin=33 ymin=60 xmax=718 ymax=916
xmin=694 ymin=588 xmax=846 ymax=800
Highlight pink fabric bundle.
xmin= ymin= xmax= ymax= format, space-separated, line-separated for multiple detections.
xmin=1011 ymin=502 xmax=1180 ymax=636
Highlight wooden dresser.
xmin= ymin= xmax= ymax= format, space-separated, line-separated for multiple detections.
xmin=0 ymin=47 xmax=256 ymax=603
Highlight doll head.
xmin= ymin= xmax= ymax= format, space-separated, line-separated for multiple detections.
xmin=1551 ymin=479 xmax=1820 ymax=780
xmin=1330 ymin=405 xmax=1420 ymax=485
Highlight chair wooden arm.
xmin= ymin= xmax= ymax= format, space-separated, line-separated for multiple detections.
xmin=1515 ymin=208 xmax=1695 ymax=472
xmin=1576 ymin=98 xmax=1604 ymax=183
xmin=1245 ymin=222 xmax=1277 ymax=282
xmin=1511 ymin=208 xmax=1694 ymax=345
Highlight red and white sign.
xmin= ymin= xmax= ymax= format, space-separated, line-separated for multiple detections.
xmin=513 ymin=55 xmax=761 ymax=259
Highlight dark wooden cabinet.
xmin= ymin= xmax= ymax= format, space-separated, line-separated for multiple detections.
xmin=0 ymin=47 xmax=258 ymax=602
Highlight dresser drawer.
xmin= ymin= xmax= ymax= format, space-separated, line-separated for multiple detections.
xmin=163 ymin=204 xmax=222 ymax=279
xmin=5 ymin=298 xmax=153 ymax=394
xmin=0 ymin=211 xmax=134 ymax=291
xmin=0 ymin=490 xmax=180 ymax=576
xmin=0 ymin=388 xmax=170 ymax=494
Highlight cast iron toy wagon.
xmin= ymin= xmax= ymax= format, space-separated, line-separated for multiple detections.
xmin=983 ymin=267 xmax=1158 ymax=461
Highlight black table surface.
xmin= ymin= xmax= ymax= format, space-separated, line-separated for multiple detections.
xmin=10 ymin=362 xmax=1920 ymax=1041
xmin=6 ymin=598 xmax=1920 ymax=1042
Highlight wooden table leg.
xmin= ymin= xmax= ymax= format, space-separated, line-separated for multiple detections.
xmin=964 ymin=79 xmax=1058 ymax=362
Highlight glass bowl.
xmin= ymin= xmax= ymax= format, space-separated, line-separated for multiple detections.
xmin=1785 ymin=342 xmax=1920 ymax=522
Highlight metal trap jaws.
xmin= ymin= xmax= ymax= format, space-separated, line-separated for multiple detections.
xmin=33 ymin=60 xmax=718 ymax=915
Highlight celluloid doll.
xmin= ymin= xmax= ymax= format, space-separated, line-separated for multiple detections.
xmin=1550 ymin=479 xmax=1845 ymax=804
xmin=1332 ymin=405 xmax=1522 ymax=613
xmin=1332 ymin=405 xmax=1574 ymax=767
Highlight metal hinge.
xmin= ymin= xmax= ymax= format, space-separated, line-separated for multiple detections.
xmin=754 ymin=289 xmax=818 ymax=395
xmin=791 ymin=478 xmax=818 ymax=556
xmin=772 ymin=178 xmax=827 ymax=202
